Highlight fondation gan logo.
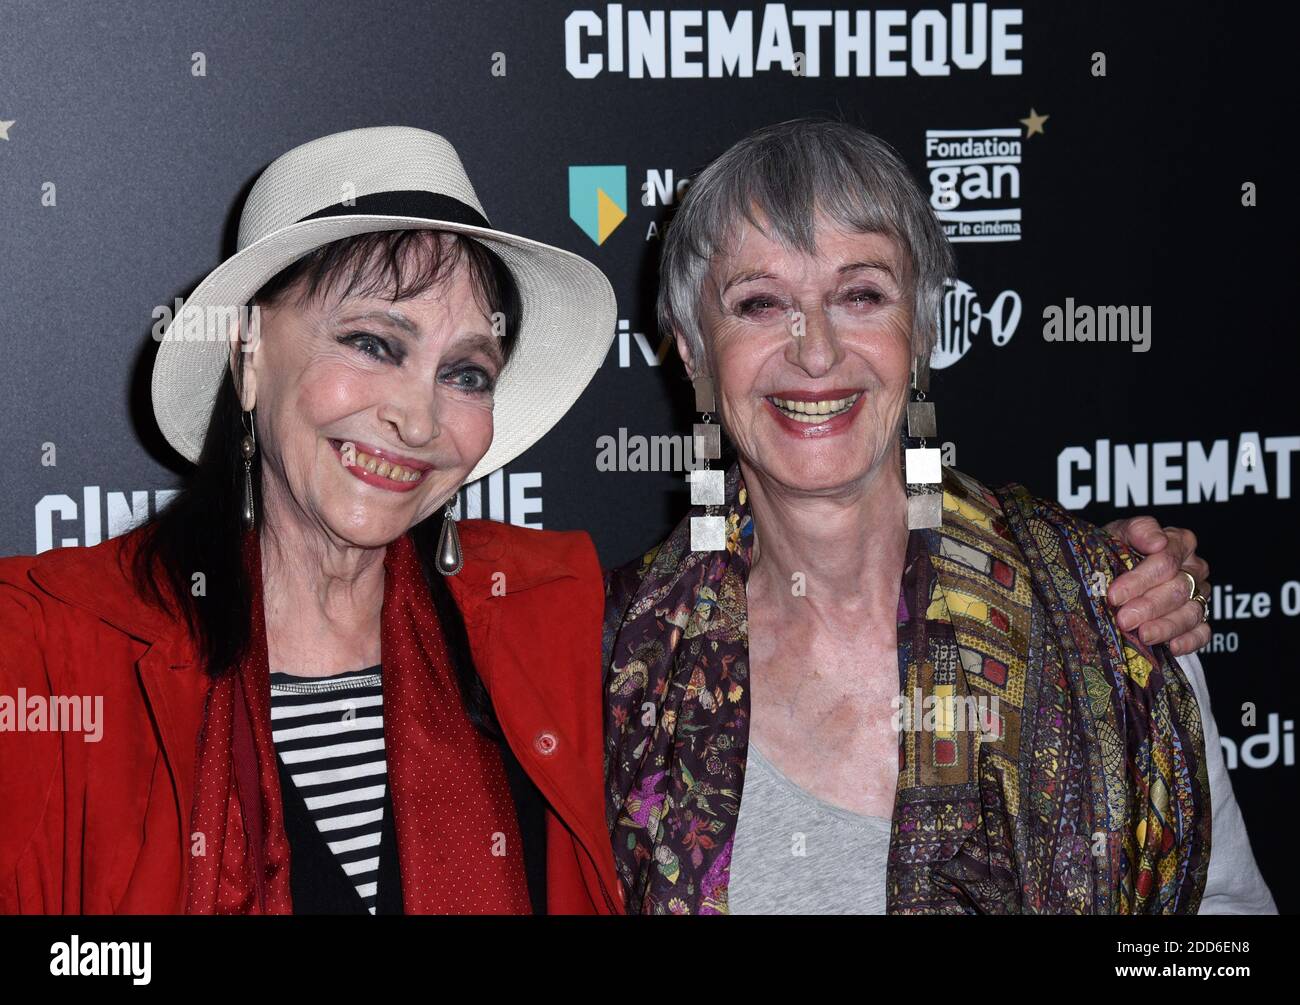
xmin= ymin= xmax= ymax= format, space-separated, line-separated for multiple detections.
xmin=569 ymin=164 xmax=628 ymax=244
xmin=925 ymin=126 xmax=1024 ymax=243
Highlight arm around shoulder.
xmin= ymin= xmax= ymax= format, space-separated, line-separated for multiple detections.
xmin=1174 ymin=650 xmax=1279 ymax=914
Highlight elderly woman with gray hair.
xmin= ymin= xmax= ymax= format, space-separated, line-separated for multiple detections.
xmin=602 ymin=119 xmax=1275 ymax=914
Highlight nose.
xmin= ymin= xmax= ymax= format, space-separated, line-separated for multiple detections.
xmin=376 ymin=381 xmax=440 ymax=448
xmin=785 ymin=303 xmax=843 ymax=378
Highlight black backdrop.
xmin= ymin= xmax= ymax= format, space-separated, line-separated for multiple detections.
xmin=1 ymin=1 xmax=1294 ymax=911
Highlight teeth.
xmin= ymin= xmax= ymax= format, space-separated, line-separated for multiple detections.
xmin=768 ymin=393 xmax=860 ymax=422
xmin=340 ymin=444 xmax=424 ymax=482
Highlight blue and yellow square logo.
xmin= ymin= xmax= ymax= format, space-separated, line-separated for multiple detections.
xmin=568 ymin=165 xmax=627 ymax=245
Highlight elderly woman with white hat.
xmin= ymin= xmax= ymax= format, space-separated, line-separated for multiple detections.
xmin=0 ymin=126 xmax=621 ymax=914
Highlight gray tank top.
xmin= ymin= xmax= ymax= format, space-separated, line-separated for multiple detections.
xmin=727 ymin=742 xmax=891 ymax=914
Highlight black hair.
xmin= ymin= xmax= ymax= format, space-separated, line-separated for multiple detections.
xmin=131 ymin=229 xmax=521 ymax=738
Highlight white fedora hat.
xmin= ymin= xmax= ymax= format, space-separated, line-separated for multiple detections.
xmin=151 ymin=125 xmax=616 ymax=484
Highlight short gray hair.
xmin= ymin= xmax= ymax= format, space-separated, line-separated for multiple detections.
xmin=658 ymin=117 xmax=955 ymax=369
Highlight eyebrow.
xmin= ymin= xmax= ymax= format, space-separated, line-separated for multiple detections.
xmin=721 ymin=270 xmax=775 ymax=294
xmin=337 ymin=309 xmax=422 ymax=335
xmin=336 ymin=309 xmax=504 ymax=365
xmin=838 ymin=260 xmax=897 ymax=281
xmin=458 ymin=331 xmax=506 ymax=366
xmin=721 ymin=259 xmax=897 ymax=294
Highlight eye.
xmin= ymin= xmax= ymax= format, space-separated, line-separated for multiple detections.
xmin=841 ymin=287 xmax=885 ymax=307
xmin=443 ymin=365 xmax=495 ymax=393
xmin=339 ymin=331 xmax=397 ymax=361
xmin=734 ymin=294 xmax=788 ymax=320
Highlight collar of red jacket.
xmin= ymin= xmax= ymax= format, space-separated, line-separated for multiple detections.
xmin=26 ymin=519 xmax=579 ymax=644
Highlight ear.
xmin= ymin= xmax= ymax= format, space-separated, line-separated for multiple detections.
xmin=673 ymin=329 xmax=698 ymax=380
xmin=228 ymin=308 xmax=260 ymax=411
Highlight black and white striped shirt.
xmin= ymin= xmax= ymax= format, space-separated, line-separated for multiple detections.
xmin=269 ymin=666 xmax=387 ymax=914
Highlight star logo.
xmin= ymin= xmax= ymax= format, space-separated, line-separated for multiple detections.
xmin=0 ymin=120 xmax=15 ymax=140
xmin=1019 ymin=108 xmax=1048 ymax=138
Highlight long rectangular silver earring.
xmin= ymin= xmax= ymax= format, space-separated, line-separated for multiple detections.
xmin=904 ymin=355 xmax=943 ymax=530
xmin=689 ymin=374 xmax=727 ymax=551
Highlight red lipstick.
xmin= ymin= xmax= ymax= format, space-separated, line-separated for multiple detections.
xmin=763 ymin=390 xmax=866 ymax=438
xmin=328 ymin=438 xmax=432 ymax=493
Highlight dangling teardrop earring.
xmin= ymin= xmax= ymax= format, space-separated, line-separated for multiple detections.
xmin=436 ymin=500 xmax=463 ymax=576
xmin=240 ymin=408 xmax=257 ymax=530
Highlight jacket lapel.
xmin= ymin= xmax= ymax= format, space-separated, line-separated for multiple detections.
xmin=445 ymin=521 xmax=619 ymax=911
xmin=26 ymin=535 xmax=209 ymax=905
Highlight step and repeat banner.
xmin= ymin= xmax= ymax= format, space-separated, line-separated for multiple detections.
xmin=0 ymin=1 xmax=1293 ymax=911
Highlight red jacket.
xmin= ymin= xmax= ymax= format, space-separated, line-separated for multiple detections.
xmin=0 ymin=520 xmax=622 ymax=914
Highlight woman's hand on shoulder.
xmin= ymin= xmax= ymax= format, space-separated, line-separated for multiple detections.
xmin=1102 ymin=516 xmax=1210 ymax=656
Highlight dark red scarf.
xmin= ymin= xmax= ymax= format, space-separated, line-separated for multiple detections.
xmin=184 ymin=527 xmax=531 ymax=913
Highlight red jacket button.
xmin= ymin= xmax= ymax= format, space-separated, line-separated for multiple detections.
xmin=534 ymin=730 xmax=559 ymax=756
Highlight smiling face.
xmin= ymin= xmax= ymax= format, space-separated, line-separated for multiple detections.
xmin=233 ymin=234 xmax=504 ymax=550
xmin=685 ymin=212 xmax=916 ymax=498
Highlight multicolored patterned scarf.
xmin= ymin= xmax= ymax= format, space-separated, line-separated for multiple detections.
xmin=602 ymin=462 xmax=1211 ymax=914
xmin=185 ymin=528 xmax=532 ymax=914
